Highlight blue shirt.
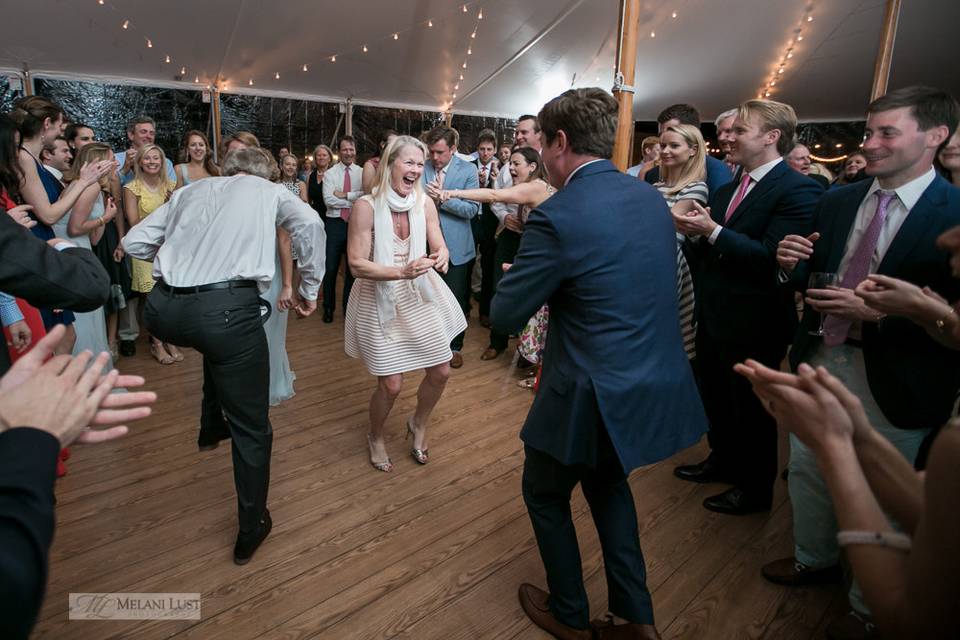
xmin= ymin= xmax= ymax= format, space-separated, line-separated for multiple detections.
xmin=0 ymin=292 xmax=23 ymax=327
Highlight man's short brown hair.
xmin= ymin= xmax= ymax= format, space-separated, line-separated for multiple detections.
xmin=738 ymin=99 xmax=798 ymax=156
xmin=424 ymin=126 xmax=459 ymax=149
xmin=537 ymin=88 xmax=618 ymax=159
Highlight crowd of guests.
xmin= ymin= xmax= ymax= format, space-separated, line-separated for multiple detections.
xmin=2 ymin=81 xmax=960 ymax=640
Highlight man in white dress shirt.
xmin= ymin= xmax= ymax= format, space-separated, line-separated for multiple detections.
xmin=321 ymin=136 xmax=364 ymax=323
xmin=123 ymin=147 xmax=325 ymax=565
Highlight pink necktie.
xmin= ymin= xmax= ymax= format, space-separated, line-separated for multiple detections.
xmin=822 ymin=190 xmax=896 ymax=346
xmin=724 ymin=173 xmax=752 ymax=222
xmin=340 ymin=167 xmax=351 ymax=222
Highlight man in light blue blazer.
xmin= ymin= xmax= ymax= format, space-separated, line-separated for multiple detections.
xmin=492 ymin=88 xmax=707 ymax=639
xmin=423 ymin=126 xmax=479 ymax=368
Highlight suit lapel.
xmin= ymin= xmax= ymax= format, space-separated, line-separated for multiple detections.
xmin=878 ymin=177 xmax=949 ymax=275
xmin=724 ymin=163 xmax=785 ymax=228
xmin=823 ymin=181 xmax=872 ymax=273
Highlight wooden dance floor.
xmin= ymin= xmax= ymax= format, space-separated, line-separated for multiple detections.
xmin=34 ymin=309 xmax=845 ymax=639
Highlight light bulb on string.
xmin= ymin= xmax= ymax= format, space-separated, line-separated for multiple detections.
xmin=194 ymin=76 xmax=199 ymax=83
xmin=362 ymin=45 xmax=368 ymax=52
xmin=180 ymin=66 xmax=186 ymax=75
xmin=478 ymin=9 xmax=483 ymax=19
xmin=428 ymin=20 xmax=433 ymax=27
xmin=98 ymin=0 xmax=104 ymax=4
xmin=462 ymin=4 xmax=468 ymax=12
xmin=672 ymin=10 xmax=677 ymax=18
xmin=393 ymin=33 xmax=399 ymax=40
xmin=331 ymin=55 xmax=336 ymax=62
xmin=165 ymin=55 xmax=171 ymax=63
xmin=807 ymin=15 xmax=813 ymax=22
xmin=146 ymin=39 xmax=153 ymax=48
xmin=471 ymin=31 xmax=476 ymax=38
xmin=275 ymin=72 xmax=280 ymax=79
xmin=248 ymin=79 xmax=254 ymax=86
xmin=467 ymin=47 xmax=472 ymax=55
xmin=302 ymin=64 xmax=308 ymax=71
xmin=462 ymin=62 xmax=467 ymax=69
xmin=122 ymin=19 xmax=129 ymax=29
xmin=650 ymin=31 xmax=656 ymax=38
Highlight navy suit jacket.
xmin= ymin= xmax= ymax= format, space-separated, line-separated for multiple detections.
xmin=691 ymin=160 xmax=821 ymax=347
xmin=490 ymin=160 xmax=707 ymax=471
xmin=789 ymin=176 xmax=960 ymax=430
xmin=422 ymin=156 xmax=480 ymax=266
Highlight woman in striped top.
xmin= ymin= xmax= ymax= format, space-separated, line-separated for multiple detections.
xmin=656 ymin=124 xmax=709 ymax=360
xmin=345 ymin=136 xmax=466 ymax=472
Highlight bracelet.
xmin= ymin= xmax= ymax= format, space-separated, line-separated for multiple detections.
xmin=98 ymin=217 xmax=106 ymax=227
xmin=935 ymin=306 xmax=957 ymax=333
xmin=837 ymin=530 xmax=911 ymax=551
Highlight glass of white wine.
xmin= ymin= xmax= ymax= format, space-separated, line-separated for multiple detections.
xmin=808 ymin=272 xmax=838 ymax=336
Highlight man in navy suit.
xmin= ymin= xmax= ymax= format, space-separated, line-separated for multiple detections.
xmin=763 ymin=86 xmax=960 ymax=638
xmin=672 ymin=99 xmax=821 ymax=515
xmin=492 ymin=88 xmax=707 ymax=640
xmin=644 ymin=103 xmax=733 ymax=194
xmin=423 ymin=126 xmax=480 ymax=369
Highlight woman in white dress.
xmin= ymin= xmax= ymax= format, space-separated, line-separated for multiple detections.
xmin=345 ymin=135 xmax=466 ymax=472
xmin=56 ymin=142 xmax=117 ymax=368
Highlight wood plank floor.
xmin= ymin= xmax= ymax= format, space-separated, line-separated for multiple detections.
xmin=33 ymin=305 xmax=845 ymax=639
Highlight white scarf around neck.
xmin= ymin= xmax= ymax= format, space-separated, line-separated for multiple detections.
xmin=370 ymin=186 xmax=433 ymax=338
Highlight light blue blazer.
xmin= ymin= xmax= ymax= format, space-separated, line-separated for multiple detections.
xmin=422 ymin=156 xmax=480 ymax=266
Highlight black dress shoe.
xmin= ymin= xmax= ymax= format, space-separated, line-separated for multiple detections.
xmin=703 ymin=487 xmax=771 ymax=515
xmin=119 ymin=340 xmax=136 ymax=357
xmin=322 ymin=310 xmax=334 ymax=323
xmin=673 ymin=455 xmax=735 ymax=484
xmin=234 ymin=510 xmax=272 ymax=565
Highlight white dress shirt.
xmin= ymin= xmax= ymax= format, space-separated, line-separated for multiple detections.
xmin=122 ymin=175 xmax=326 ymax=300
xmin=709 ymin=156 xmax=784 ymax=244
xmin=835 ymin=167 xmax=936 ymax=279
xmin=322 ymin=162 xmax=364 ymax=218
xmin=490 ymin=165 xmax=517 ymax=224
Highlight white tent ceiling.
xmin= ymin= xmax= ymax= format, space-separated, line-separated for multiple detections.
xmin=3 ymin=0 xmax=957 ymax=122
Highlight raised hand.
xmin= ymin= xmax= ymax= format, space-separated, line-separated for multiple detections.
xmin=777 ymin=232 xmax=820 ymax=274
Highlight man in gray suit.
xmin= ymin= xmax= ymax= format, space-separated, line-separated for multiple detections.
xmin=424 ymin=126 xmax=479 ymax=369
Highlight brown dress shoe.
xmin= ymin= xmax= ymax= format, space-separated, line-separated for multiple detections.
xmin=450 ymin=352 xmax=464 ymax=368
xmin=517 ymin=583 xmax=593 ymax=640
xmin=480 ymin=347 xmax=502 ymax=360
xmin=591 ymin=615 xmax=661 ymax=639
xmin=761 ymin=556 xmax=842 ymax=586
xmin=825 ymin=611 xmax=880 ymax=640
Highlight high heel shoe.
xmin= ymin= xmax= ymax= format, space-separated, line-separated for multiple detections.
xmin=406 ymin=418 xmax=429 ymax=465
xmin=367 ymin=433 xmax=393 ymax=472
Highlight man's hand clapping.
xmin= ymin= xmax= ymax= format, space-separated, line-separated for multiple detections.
xmin=777 ymin=232 xmax=820 ymax=274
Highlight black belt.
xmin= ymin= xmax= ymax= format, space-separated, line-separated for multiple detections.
xmin=156 ymin=279 xmax=257 ymax=294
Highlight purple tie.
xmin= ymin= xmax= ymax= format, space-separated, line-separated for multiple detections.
xmin=823 ymin=190 xmax=896 ymax=346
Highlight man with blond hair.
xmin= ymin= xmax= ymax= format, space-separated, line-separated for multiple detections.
xmin=673 ymin=99 xmax=821 ymax=515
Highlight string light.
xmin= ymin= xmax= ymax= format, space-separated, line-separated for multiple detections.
xmin=164 ymin=55 xmax=171 ymax=63
xmin=393 ymin=32 xmax=399 ymax=40
xmin=462 ymin=4 xmax=468 ymax=12
xmin=194 ymin=76 xmax=199 ymax=83
xmin=122 ymin=19 xmax=129 ymax=29
xmin=467 ymin=46 xmax=472 ymax=55
xmin=146 ymin=38 xmax=152 ymax=48
xmin=98 ymin=0 xmax=104 ymax=4
xmin=274 ymin=72 xmax=280 ymax=79
xmin=478 ymin=9 xmax=483 ymax=19
xmin=671 ymin=10 xmax=677 ymax=18
xmin=428 ymin=20 xmax=433 ymax=27
xmin=330 ymin=55 xmax=336 ymax=62
xmin=810 ymin=153 xmax=848 ymax=163
xmin=362 ymin=45 xmax=368 ymax=52
xmin=650 ymin=31 xmax=656 ymax=38
xmin=248 ymin=79 xmax=254 ymax=86
xmin=302 ymin=63 xmax=309 ymax=71
xmin=180 ymin=66 xmax=186 ymax=75
xmin=757 ymin=5 xmax=814 ymax=98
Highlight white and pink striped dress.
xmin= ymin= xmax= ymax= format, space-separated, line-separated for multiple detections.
xmin=344 ymin=231 xmax=467 ymax=376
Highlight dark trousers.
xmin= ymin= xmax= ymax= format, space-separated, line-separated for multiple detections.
xmin=489 ymin=229 xmax=522 ymax=351
xmin=144 ymin=284 xmax=272 ymax=534
xmin=523 ymin=431 xmax=654 ymax=629
xmin=476 ymin=212 xmax=499 ymax=318
xmin=322 ymin=217 xmax=354 ymax=313
xmin=441 ymin=259 xmax=474 ymax=352
xmin=695 ymin=330 xmax=785 ymax=502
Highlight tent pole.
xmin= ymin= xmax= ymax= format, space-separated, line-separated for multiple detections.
xmin=211 ymin=86 xmax=222 ymax=162
xmin=345 ymin=98 xmax=353 ymax=136
xmin=611 ymin=0 xmax=639 ymax=171
xmin=22 ymin=64 xmax=34 ymax=96
xmin=870 ymin=0 xmax=901 ymax=100
xmin=444 ymin=111 xmax=453 ymax=128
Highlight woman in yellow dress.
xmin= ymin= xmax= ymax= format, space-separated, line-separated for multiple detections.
xmin=122 ymin=143 xmax=181 ymax=364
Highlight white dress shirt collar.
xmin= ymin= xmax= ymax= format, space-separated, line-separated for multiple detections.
xmin=745 ymin=156 xmax=783 ymax=183
xmin=563 ymin=158 xmax=605 ymax=187
xmin=864 ymin=166 xmax=937 ymax=211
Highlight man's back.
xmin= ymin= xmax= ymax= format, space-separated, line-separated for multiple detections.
xmin=493 ymin=160 xmax=706 ymax=471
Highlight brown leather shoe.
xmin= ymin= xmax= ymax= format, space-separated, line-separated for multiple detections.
xmin=825 ymin=611 xmax=880 ymax=640
xmin=517 ymin=583 xmax=593 ymax=640
xmin=591 ymin=615 xmax=661 ymax=639
xmin=450 ymin=352 xmax=464 ymax=368
xmin=761 ymin=556 xmax=843 ymax=586
xmin=480 ymin=347 xmax=502 ymax=360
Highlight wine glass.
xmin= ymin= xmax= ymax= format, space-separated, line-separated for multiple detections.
xmin=807 ymin=272 xmax=838 ymax=337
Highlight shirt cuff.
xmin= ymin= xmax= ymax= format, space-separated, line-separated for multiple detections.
xmin=707 ymin=225 xmax=723 ymax=244
xmin=777 ymin=268 xmax=791 ymax=284
xmin=54 ymin=242 xmax=74 ymax=252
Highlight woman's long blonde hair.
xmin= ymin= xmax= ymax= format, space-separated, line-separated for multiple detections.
xmin=371 ymin=135 xmax=427 ymax=206
xmin=132 ymin=143 xmax=174 ymax=200
xmin=659 ymin=124 xmax=707 ymax=196
xmin=63 ymin=142 xmax=112 ymax=190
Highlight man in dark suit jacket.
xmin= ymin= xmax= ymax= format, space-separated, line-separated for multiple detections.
xmin=763 ymin=86 xmax=960 ymax=638
xmin=472 ymin=130 xmax=501 ymax=326
xmin=492 ymin=88 xmax=707 ymax=640
xmin=0 ymin=210 xmax=111 ymax=374
xmin=672 ymin=99 xmax=821 ymax=515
